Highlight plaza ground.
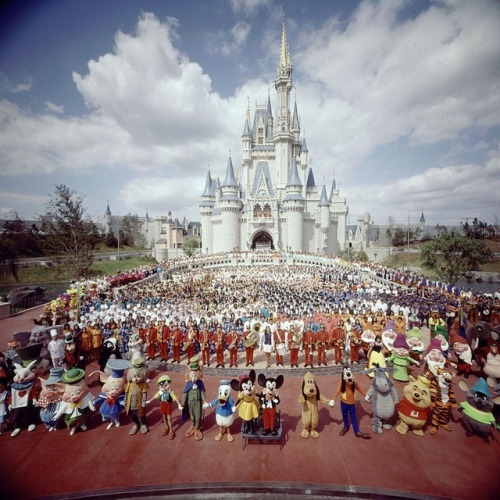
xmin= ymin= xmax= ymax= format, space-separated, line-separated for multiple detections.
xmin=0 ymin=306 xmax=499 ymax=500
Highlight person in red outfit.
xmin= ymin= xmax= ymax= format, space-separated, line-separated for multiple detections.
xmin=316 ymin=323 xmax=330 ymax=366
xmin=198 ymin=326 xmax=212 ymax=367
xmin=302 ymin=323 xmax=315 ymax=368
xmin=170 ymin=323 xmax=183 ymax=363
xmin=226 ymin=327 xmax=239 ymax=368
xmin=214 ymin=326 xmax=226 ymax=368
xmin=157 ymin=320 xmax=170 ymax=362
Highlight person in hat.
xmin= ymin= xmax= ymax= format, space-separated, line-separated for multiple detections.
xmin=386 ymin=334 xmax=420 ymax=382
xmin=8 ymin=343 xmax=43 ymax=437
xmin=146 ymin=374 xmax=181 ymax=439
xmin=424 ymin=338 xmax=449 ymax=379
xmin=47 ymin=329 xmax=65 ymax=369
xmin=450 ymin=330 xmax=474 ymax=378
xmin=203 ymin=379 xmax=237 ymax=442
xmin=36 ymin=367 xmax=65 ymax=431
xmin=124 ymin=358 xmax=149 ymax=435
xmin=53 ymin=367 xmax=96 ymax=436
xmin=92 ymin=359 xmax=129 ymax=430
xmin=180 ymin=356 xmax=206 ymax=440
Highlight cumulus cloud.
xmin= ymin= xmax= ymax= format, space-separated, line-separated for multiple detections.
xmin=0 ymin=72 xmax=33 ymax=94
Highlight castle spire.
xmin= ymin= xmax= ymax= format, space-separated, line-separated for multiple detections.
xmin=278 ymin=6 xmax=292 ymax=76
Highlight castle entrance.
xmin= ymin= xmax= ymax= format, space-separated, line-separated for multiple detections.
xmin=251 ymin=231 xmax=274 ymax=251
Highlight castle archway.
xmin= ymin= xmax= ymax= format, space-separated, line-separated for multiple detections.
xmin=251 ymin=231 xmax=274 ymax=251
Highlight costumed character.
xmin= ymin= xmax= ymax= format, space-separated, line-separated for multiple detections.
xmin=466 ymin=321 xmax=494 ymax=368
xmin=395 ymin=373 xmax=433 ymax=436
xmin=429 ymin=307 xmax=446 ymax=337
xmin=8 ymin=343 xmax=43 ymax=437
xmin=423 ymin=338 xmax=449 ymax=380
xmin=483 ymin=339 xmax=500 ymax=381
xmin=127 ymin=333 xmax=144 ymax=364
xmin=457 ymin=377 xmax=499 ymax=441
xmin=147 ymin=374 xmax=181 ymax=439
xmin=257 ymin=373 xmax=284 ymax=436
xmin=92 ymin=359 xmax=129 ymax=430
xmin=381 ymin=322 xmax=397 ymax=355
xmin=124 ymin=358 xmax=149 ymax=435
xmin=366 ymin=334 xmax=386 ymax=377
xmin=181 ymin=356 xmax=206 ymax=440
xmin=450 ymin=330 xmax=474 ymax=378
xmin=364 ymin=365 xmax=399 ymax=434
xmin=429 ymin=367 xmax=457 ymax=435
xmin=333 ymin=364 xmax=370 ymax=439
xmin=54 ymin=367 xmax=95 ymax=436
xmin=203 ymin=379 xmax=236 ymax=442
xmin=98 ymin=337 xmax=122 ymax=372
xmin=406 ymin=326 xmax=425 ymax=363
xmin=231 ymin=369 xmax=259 ymax=434
xmin=36 ymin=366 xmax=64 ymax=431
xmin=386 ymin=334 xmax=420 ymax=382
xmin=298 ymin=371 xmax=334 ymax=439
xmin=360 ymin=329 xmax=376 ymax=361
xmin=0 ymin=377 xmax=8 ymax=435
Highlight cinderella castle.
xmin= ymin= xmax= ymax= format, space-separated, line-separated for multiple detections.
xmin=200 ymin=15 xmax=348 ymax=255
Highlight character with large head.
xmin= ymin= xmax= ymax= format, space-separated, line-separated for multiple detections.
xmin=124 ymin=358 xmax=149 ymax=435
xmin=203 ymin=379 xmax=236 ymax=442
xmin=54 ymin=367 xmax=95 ymax=436
xmin=36 ymin=366 xmax=65 ymax=431
xmin=298 ymin=371 xmax=334 ymax=439
xmin=181 ymin=356 xmax=206 ymax=440
xmin=396 ymin=373 xmax=433 ymax=436
xmin=231 ymin=369 xmax=259 ymax=434
xmin=92 ymin=359 xmax=129 ymax=430
xmin=258 ymin=373 xmax=284 ymax=436
xmin=147 ymin=374 xmax=182 ymax=439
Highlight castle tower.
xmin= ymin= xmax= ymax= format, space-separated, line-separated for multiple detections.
xmin=282 ymin=156 xmax=304 ymax=251
xmin=199 ymin=170 xmax=215 ymax=253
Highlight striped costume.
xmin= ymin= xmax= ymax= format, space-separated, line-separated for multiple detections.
xmin=430 ymin=371 xmax=457 ymax=434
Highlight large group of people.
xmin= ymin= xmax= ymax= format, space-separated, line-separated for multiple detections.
xmin=1 ymin=252 xmax=499 ymax=438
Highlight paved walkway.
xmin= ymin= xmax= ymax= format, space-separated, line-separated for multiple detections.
xmin=0 ymin=307 xmax=499 ymax=500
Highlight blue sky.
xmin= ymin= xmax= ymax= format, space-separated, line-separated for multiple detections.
xmin=1 ymin=0 xmax=499 ymax=229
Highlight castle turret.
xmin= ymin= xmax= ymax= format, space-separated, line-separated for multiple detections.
xmin=199 ymin=170 xmax=215 ymax=253
xmin=217 ymin=157 xmax=241 ymax=252
xmin=282 ymin=156 xmax=304 ymax=251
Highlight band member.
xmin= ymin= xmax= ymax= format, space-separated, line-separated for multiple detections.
xmin=170 ymin=322 xmax=183 ymax=364
xmin=243 ymin=323 xmax=258 ymax=367
xmin=146 ymin=321 xmax=158 ymax=360
xmin=316 ymin=323 xmax=330 ymax=366
xmin=273 ymin=324 xmax=286 ymax=367
xmin=332 ymin=320 xmax=346 ymax=365
xmin=157 ymin=319 xmax=170 ymax=362
xmin=226 ymin=327 xmax=239 ymax=368
xmin=259 ymin=325 xmax=274 ymax=368
xmin=214 ymin=326 xmax=226 ymax=368
xmin=349 ymin=329 xmax=361 ymax=364
xmin=183 ymin=326 xmax=197 ymax=362
xmin=198 ymin=325 xmax=212 ymax=367
xmin=288 ymin=323 xmax=302 ymax=368
xmin=302 ymin=322 xmax=315 ymax=368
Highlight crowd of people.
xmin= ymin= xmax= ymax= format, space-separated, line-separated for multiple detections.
xmin=1 ymin=252 xmax=499 ymax=438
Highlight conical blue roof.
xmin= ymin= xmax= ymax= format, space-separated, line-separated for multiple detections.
xmin=287 ymin=157 xmax=302 ymax=187
xmin=306 ymin=168 xmax=315 ymax=188
xmin=222 ymin=157 xmax=238 ymax=187
xmin=319 ymin=185 xmax=330 ymax=206
xmin=202 ymin=170 xmax=213 ymax=196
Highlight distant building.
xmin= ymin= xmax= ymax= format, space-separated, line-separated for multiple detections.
xmin=101 ymin=204 xmax=201 ymax=260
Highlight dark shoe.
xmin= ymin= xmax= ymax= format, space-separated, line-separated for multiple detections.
xmin=271 ymin=430 xmax=278 ymax=436
xmin=339 ymin=427 xmax=349 ymax=436
xmin=355 ymin=432 xmax=370 ymax=439
xmin=262 ymin=429 xmax=270 ymax=435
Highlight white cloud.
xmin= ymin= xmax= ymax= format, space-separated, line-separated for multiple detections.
xmin=0 ymin=72 xmax=33 ymax=94
xmin=229 ymin=0 xmax=271 ymax=17
xmin=45 ymin=101 xmax=65 ymax=114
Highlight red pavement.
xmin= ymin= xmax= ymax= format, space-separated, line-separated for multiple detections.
xmin=0 ymin=307 xmax=499 ymax=500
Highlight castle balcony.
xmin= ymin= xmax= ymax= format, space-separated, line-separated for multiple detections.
xmin=249 ymin=216 xmax=274 ymax=227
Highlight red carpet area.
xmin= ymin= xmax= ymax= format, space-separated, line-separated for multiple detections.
xmin=0 ymin=307 xmax=498 ymax=500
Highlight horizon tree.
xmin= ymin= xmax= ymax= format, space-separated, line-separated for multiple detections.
xmin=40 ymin=184 xmax=101 ymax=279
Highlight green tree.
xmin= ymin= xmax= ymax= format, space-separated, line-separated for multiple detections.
xmin=420 ymin=230 xmax=493 ymax=285
xmin=182 ymin=237 xmax=200 ymax=257
xmin=104 ymin=227 xmax=118 ymax=248
xmin=40 ymin=184 xmax=101 ymax=279
xmin=121 ymin=213 xmax=145 ymax=248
